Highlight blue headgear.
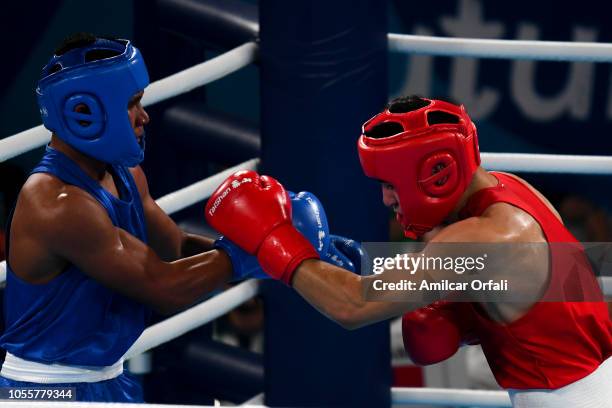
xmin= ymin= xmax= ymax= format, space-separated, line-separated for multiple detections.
xmin=36 ymin=38 xmax=150 ymax=167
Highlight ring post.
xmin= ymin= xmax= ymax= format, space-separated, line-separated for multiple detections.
xmin=259 ymin=0 xmax=391 ymax=406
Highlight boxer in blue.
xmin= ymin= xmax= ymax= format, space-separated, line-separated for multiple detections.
xmin=0 ymin=33 xmax=358 ymax=402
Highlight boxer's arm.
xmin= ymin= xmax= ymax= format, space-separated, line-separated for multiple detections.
xmin=130 ymin=166 xmax=214 ymax=260
xmin=42 ymin=188 xmax=231 ymax=315
xmin=290 ymin=216 xmax=513 ymax=329
xmin=291 ymin=259 xmax=413 ymax=329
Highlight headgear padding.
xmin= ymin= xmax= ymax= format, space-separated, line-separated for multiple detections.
xmin=37 ymin=38 xmax=149 ymax=167
xmin=358 ymin=98 xmax=480 ymax=239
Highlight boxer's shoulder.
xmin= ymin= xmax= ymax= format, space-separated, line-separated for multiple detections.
xmin=19 ymin=172 xmax=99 ymax=212
xmin=480 ymin=202 xmax=547 ymax=243
xmin=10 ymin=174 xmax=105 ymax=283
xmin=433 ymin=205 xmax=546 ymax=244
xmin=493 ymin=171 xmax=563 ymax=223
xmin=15 ymin=172 xmax=108 ymax=239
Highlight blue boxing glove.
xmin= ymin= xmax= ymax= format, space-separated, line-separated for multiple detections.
xmin=215 ymin=191 xmax=331 ymax=281
xmin=289 ymin=191 xmax=330 ymax=255
xmin=323 ymin=235 xmax=367 ymax=274
xmin=292 ymin=191 xmax=367 ymax=274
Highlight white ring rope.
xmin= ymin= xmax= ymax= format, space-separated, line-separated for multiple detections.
xmin=389 ymin=33 xmax=612 ymax=62
xmin=141 ymin=42 xmax=258 ymax=107
xmin=0 ymin=125 xmax=51 ymax=163
xmin=124 ymin=279 xmax=260 ymax=359
xmin=241 ymin=393 xmax=265 ymax=406
xmin=0 ymin=157 xmax=259 ymax=284
xmin=481 ymin=152 xmax=612 ymax=174
xmin=0 ymin=42 xmax=258 ymax=162
xmin=392 ymin=387 xmax=511 ymax=407
xmin=157 ymin=158 xmax=259 ymax=214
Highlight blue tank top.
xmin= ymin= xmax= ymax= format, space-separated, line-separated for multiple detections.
xmin=0 ymin=146 xmax=149 ymax=366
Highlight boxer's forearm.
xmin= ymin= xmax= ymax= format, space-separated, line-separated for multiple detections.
xmin=292 ymin=259 xmax=410 ymax=329
xmin=164 ymin=249 xmax=233 ymax=312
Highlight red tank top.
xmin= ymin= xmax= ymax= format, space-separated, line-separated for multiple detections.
xmin=459 ymin=172 xmax=612 ymax=389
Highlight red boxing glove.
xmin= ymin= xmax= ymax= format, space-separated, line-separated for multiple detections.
xmin=205 ymin=170 xmax=319 ymax=284
xmin=402 ymin=301 xmax=478 ymax=365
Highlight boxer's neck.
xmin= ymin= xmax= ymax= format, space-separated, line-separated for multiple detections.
xmin=49 ymin=135 xmax=109 ymax=181
xmin=450 ymin=167 xmax=499 ymax=220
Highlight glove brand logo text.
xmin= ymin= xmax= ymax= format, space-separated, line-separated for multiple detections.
xmin=208 ymin=187 xmax=231 ymax=216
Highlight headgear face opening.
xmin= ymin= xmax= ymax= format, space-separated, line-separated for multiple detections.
xmin=357 ymin=98 xmax=481 ymax=239
xmin=37 ymin=38 xmax=150 ymax=167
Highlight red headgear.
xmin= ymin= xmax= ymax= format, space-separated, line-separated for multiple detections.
xmin=357 ymin=98 xmax=480 ymax=239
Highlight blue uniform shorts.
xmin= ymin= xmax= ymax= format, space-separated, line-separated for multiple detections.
xmin=0 ymin=372 xmax=143 ymax=402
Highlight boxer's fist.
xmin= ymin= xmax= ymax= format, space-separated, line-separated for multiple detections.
xmin=402 ymin=301 xmax=478 ymax=365
xmin=215 ymin=236 xmax=269 ymax=281
xmin=324 ymin=235 xmax=366 ymax=273
xmin=217 ymin=191 xmax=331 ymax=281
xmin=206 ymin=171 xmax=319 ymax=284
xmin=290 ymin=191 xmax=330 ymax=255
xmin=206 ymin=170 xmax=288 ymax=254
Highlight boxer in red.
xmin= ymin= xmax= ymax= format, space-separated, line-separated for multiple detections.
xmin=206 ymin=96 xmax=612 ymax=407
